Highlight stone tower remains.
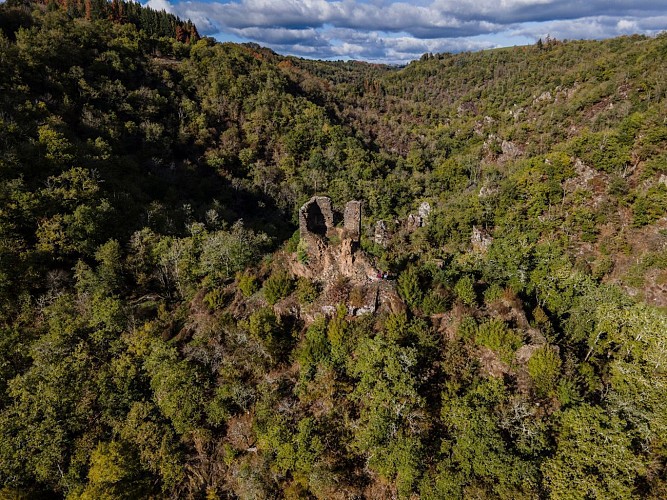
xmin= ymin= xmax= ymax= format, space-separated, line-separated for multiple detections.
xmin=343 ymin=200 xmax=362 ymax=242
xmin=299 ymin=196 xmax=335 ymax=239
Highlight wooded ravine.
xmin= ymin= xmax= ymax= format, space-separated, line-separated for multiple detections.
xmin=1 ymin=1 xmax=667 ymax=498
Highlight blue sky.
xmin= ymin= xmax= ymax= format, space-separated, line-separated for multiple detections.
xmin=143 ymin=0 xmax=667 ymax=63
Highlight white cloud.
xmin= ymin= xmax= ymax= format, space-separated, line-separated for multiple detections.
xmin=616 ymin=19 xmax=639 ymax=32
xmin=229 ymin=27 xmax=329 ymax=46
xmin=145 ymin=0 xmax=667 ymax=63
xmin=146 ymin=0 xmax=174 ymax=13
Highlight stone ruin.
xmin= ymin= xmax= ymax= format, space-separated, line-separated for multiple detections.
xmin=298 ymin=196 xmax=362 ymax=243
xmin=294 ymin=196 xmax=375 ymax=289
xmin=299 ymin=196 xmax=335 ymax=239
xmin=290 ymin=195 xmax=406 ymax=322
xmin=343 ymin=200 xmax=362 ymax=242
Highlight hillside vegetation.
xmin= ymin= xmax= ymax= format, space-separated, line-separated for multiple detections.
xmin=1 ymin=2 xmax=667 ymax=498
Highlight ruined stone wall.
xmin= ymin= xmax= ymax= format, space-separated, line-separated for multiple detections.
xmin=343 ymin=200 xmax=362 ymax=242
xmin=299 ymin=196 xmax=334 ymax=239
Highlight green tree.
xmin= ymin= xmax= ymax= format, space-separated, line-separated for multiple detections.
xmin=199 ymin=221 xmax=270 ymax=285
xmin=80 ymin=441 xmax=150 ymax=499
xmin=349 ymin=315 xmax=430 ymax=495
xmin=435 ymin=379 xmax=538 ymax=499
xmin=398 ymin=266 xmax=423 ymax=310
xmin=143 ymin=340 xmax=207 ymax=435
xmin=542 ymin=405 xmax=645 ymax=499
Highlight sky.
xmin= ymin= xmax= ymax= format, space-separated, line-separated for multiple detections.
xmin=143 ymin=0 xmax=667 ymax=64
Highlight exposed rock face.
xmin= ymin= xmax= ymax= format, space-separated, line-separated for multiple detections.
xmin=418 ymin=201 xmax=431 ymax=221
xmin=374 ymin=220 xmax=389 ymax=247
xmin=534 ymin=90 xmax=552 ymax=103
xmin=479 ymin=185 xmax=499 ymax=198
xmin=406 ymin=213 xmax=422 ymax=232
xmin=501 ymin=140 xmax=522 ymax=160
xmin=293 ymin=226 xmax=377 ymax=285
xmin=471 ymin=226 xmax=493 ymax=252
xmin=406 ymin=201 xmax=431 ymax=232
xmin=376 ymin=281 xmax=406 ymax=315
xmin=299 ymin=280 xmax=404 ymax=323
xmin=299 ymin=196 xmax=334 ymax=239
xmin=344 ymin=200 xmax=362 ymax=242
xmin=347 ymin=284 xmax=379 ymax=316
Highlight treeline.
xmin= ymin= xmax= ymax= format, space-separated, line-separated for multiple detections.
xmin=12 ymin=0 xmax=199 ymax=42
xmin=1 ymin=3 xmax=667 ymax=498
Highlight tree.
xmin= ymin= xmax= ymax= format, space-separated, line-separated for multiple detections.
xmin=398 ymin=266 xmax=423 ymax=310
xmin=199 ymin=222 xmax=271 ymax=285
xmin=349 ymin=315 xmax=430 ymax=495
xmin=80 ymin=441 xmax=150 ymax=499
xmin=542 ymin=405 xmax=645 ymax=499
xmin=435 ymin=379 xmax=538 ymax=499
xmin=143 ymin=340 xmax=207 ymax=435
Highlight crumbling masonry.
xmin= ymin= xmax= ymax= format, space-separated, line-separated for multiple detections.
xmin=298 ymin=196 xmax=335 ymax=239
xmin=298 ymin=196 xmax=362 ymax=242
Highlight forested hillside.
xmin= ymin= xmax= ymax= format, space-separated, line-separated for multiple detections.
xmin=1 ymin=1 xmax=667 ymax=498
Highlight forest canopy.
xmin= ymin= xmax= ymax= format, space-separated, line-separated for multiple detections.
xmin=1 ymin=2 xmax=667 ymax=498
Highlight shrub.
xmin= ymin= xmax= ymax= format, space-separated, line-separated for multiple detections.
xmin=296 ymin=239 xmax=309 ymax=264
xmin=263 ymin=270 xmax=294 ymax=305
xmin=286 ymin=229 xmax=300 ymax=253
xmin=632 ymin=184 xmax=667 ymax=227
xmin=246 ymin=307 xmax=291 ymax=362
xmin=483 ymin=283 xmax=504 ymax=305
xmin=421 ymin=291 xmax=449 ymax=315
xmin=203 ymin=287 xmax=226 ymax=310
xmin=527 ymin=345 xmax=561 ymax=397
xmin=454 ymin=275 xmax=476 ymax=306
xmin=295 ymin=278 xmax=318 ymax=304
xmin=476 ymin=319 xmax=522 ymax=364
xmin=237 ymin=271 xmax=259 ymax=297
xmin=457 ymin=315 xmax=477 ymax=340
xmin=247 ymin=307 xmax=278 ymax=340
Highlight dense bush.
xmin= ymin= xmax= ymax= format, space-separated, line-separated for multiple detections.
xmin=263 ymin=270 xmax=294 ymax=305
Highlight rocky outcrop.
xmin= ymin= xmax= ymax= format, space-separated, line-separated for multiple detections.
xmin=292 ymin=196 xmax=404 ymax=322
xmin=500 ymin=140 xmax=522 ymax=161
xmin=406 ymin=201 xmax=431 ymax=232
xmin=374 ymin=220 xmax=389 ymax=247
xmin=471 ymin=226 xmax=493 ymax=252
xmin=418 ymin=201 xmax=431 ymax=221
